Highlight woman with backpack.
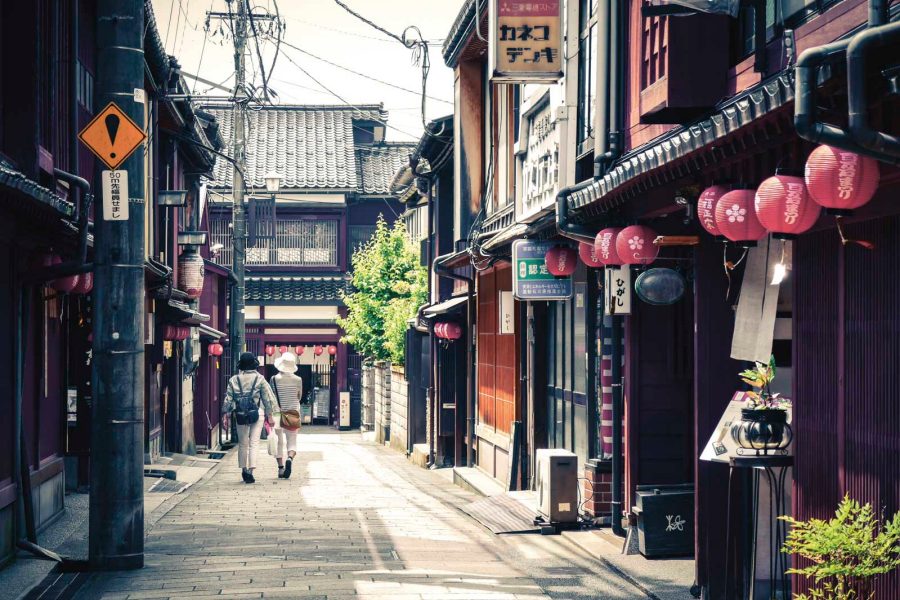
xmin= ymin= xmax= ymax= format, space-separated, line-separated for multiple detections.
xmin=270 ymin=351 xmax=303 ymax=479
xmin=223 ymin=352 xmax=276 ymax=483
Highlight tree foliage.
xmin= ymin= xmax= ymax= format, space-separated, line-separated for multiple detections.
xmin=336 ymin=217 xmax=426 ymax=365
xmin=780 ymin=494 xmax=900 ymax=599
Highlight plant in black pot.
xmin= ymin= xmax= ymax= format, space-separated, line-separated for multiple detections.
xmin=730 ymin=355 xmax=793 ymax=455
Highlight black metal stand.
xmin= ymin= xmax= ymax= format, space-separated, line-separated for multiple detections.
xmin=724 ymin=455 xmax=793 ymax=600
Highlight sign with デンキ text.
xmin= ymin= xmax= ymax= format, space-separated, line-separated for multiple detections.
xmin=491 ymin=0 xmax=563 ymax=83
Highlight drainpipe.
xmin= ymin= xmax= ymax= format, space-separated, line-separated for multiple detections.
xmin=595 ymin=0 xmax=623 ymax=177
xmin=847 ymin=20 xmax=900 ymax=157
xmin=434 ymin=252 xmax=476 ymax=467
xmin=556 ymin=182 xmax=598 ymax=244
xmin=794 ymin=0 xmax=900 ymax=164
xmin=610 ymin=314 xmax=626 ymax=537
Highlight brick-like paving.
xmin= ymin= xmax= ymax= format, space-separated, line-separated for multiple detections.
xmin=75 ymin=428 xmax=646 ymax=600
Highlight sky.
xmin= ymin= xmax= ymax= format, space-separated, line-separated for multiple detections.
xmin=151 ymin=0 xmax=465 ymax=142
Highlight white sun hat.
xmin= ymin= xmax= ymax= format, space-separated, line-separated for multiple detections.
xmin=274 ymin=351 xmax=298 ymax=374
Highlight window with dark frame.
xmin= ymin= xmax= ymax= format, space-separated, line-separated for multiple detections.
xmin=576 ymin=0 xmax=598 ymax=156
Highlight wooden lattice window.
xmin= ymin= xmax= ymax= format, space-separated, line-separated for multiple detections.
xmin=641 ymin=5 xmax=668 ymax=90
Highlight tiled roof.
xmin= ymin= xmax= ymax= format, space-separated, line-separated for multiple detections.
xmin=246 ymin=275 xmax=350 ymax=304
xmin=206 ymin=105 xmax=389 ymax=192
xmin=0 ymin=160 xmax=73 ymax=217
xmin=357 ymin=143 xmax=415 ymax=195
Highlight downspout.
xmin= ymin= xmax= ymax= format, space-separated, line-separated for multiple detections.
xmin=593 ymin=0 xmax=611 ymax=178
xmin=556 ymin=182 xmax=598 ymax=244
xmin=434 ymin=252 xmax=476 ymax=467
xmin=595 ymin=0 xmax=623 ymax=177
xmin=794 ymin=0 xmax=900 ymax=163
xmin=847 ymin=18 xmax=900 ymax=157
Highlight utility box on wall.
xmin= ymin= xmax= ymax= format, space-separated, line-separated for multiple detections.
xmin=535 ymin=449 xmax=579 ymax=524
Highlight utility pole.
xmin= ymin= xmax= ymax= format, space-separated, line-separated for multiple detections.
xmin=90 ymin=0 xmax=146 ymax=569
xmin=229 ymin=0 xmax=248 ymax=372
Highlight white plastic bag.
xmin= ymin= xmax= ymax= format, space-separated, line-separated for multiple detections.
xmin=267 ymin=432 xmax=277 ymax=456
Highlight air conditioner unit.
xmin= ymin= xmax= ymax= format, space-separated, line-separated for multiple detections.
xmin=535 ymin=449 xmax=578 ymax=524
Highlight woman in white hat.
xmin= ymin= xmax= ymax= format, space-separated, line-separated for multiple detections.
xmin=271 ymin=351 xmax=303 ymax=479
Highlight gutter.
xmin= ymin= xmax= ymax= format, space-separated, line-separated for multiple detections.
xmin=847 ymin=18 xmax=900 ymax=158
xmin=556 ymin=181 xmax=598 ymax=244
xmin=594 ymin=0 xmax=624 ymax=177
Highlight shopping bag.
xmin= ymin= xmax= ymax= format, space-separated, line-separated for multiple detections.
xmin=267 ymin=432 xmax=277 ymax=456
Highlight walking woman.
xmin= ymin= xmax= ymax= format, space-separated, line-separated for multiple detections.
xmin=223 ymin=352 xmax=275 ymax=483
xmin=271 ymin=351 xmax=303 ymax=479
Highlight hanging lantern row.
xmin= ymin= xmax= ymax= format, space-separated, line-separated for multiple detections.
xmin=314 ymin=345 xmax=324 ymax=356
xmin=265 ymin=344 xmax=336 ymax=357
xmin=295 ymin=345 xmax=305 ymax=355
xmin=163 ymin=325 xmax=190 ymax=341
xmin=434 ymin=322 xmax=462 ymax=340
xmin=594 ymin=227 xmax=623 ymax=266
xmin=697 ymin=145 xmax=880 ymax=244
xmin=578 ymin=242 xmax=605 ymax=268
xmin=588 ymin=226 xmax=660 ymax=267
xmin=208 ymin=342 xmax=224 ymax=357
xmin=177 ymin=250 xmax=205 ymax=299
xmin=544 ymin=245 xmax=578 ymax=277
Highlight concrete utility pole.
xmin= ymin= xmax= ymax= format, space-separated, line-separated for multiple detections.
xmin=90 ymin=0 xmax=146 ymax=569
xmin=230 ymin=0 xmax=249 ymax=372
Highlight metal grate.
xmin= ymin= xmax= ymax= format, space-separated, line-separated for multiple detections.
xmin=210 ymin=215 xmax=338 ymax=267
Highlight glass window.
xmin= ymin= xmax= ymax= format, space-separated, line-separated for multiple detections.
xmin=573 ymin=284 xmax=587 ymax=395
xmin=576 ymin=4 xmax=598 ymax=153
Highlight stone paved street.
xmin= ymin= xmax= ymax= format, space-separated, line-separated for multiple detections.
xmin=73 ymin=428 xmax=650 ymax=600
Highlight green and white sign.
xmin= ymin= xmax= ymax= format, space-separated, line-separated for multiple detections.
xmin=512 ymin=239 xmax=573 ymax=300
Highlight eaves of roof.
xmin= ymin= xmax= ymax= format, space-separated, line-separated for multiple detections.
xmin=443 ymin=0 xmax=487 ymax=68
xmin=246 ymin=275 xmax=350 ymax=304
xmin=567 ymin=71 xmax=795 ymax=214
xmin=0 ymin=161 xmax=73 ymax=218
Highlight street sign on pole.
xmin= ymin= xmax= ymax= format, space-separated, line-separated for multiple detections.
xmin=78 ymin=102 xmax=146 ymax=170
xmin=100 ymin=170 xmax=129 ymax=221
xmin=512 ymin=239 xmax=573 ymax=300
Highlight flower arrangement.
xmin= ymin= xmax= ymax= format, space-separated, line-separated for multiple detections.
xmin=739 ymin=355 xmax=791 ymax=410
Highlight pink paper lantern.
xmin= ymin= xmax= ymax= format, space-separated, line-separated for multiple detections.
xmin=177 ymin=250 xmax=205 ymax=299
xmin=544 ymin=246 xmax=577 ymax=277
xmin=615 ymin=225 xmax=659 ymax=265
xmin=593 ymin=227 xmax=623 ymax=266
xmin=295 ymin=345 xmax=305 ymax=355
xmin=715 ymin=189 xmax=767 ymax=246
xmin=314 ymin=345 xmax=323 ymax=356
xmin=72 ymin=271 xmax=93 ymax=295
xmin=578 ymin=242 xmax=604 ymax=268
xmin=805 ymin=145 xmax=879 ymax=213
xmin=755 ymin=173 xmax=821 ymax=239
xmin=265 ymin=345 xmax=276 ymax=357
xmin=328 ymin=345 xmax=337 ymax=356
xmin=208 ymin=342 xmax=224 ymax=357
xmin=697 ymin=185 xmax=729 ymax=237
xmin=279 ymin=345 xmax=287 ymax=354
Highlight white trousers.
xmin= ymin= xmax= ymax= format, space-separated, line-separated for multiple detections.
xmin=236 ymin=414 xmax=264 ymax=469
xmin=275 ymin=426 xmax=298 ymax=459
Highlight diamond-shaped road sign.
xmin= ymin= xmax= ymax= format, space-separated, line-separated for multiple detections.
xmin=78 ymin=102 xmax=147 ymax=170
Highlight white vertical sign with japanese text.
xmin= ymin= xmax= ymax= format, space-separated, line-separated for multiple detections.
xmin=499 ymin=291 xmax=515 ymax=334
xmin=605 ymin=266 xmax=632 ymax=316
xmin=101 ymin=170 xmax=129 ymax=221
xmin=490 ymin=0 xmax=563 ymax=83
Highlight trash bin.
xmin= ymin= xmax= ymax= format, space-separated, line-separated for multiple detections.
xmin=632 ymin=483 xmax=694 ymax=558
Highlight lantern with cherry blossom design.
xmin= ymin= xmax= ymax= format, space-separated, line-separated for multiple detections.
xmin=804 ymin=145 xmax=880 ymax=213
xmin=314 ymin=345 xmax=324 ymax=356
xmin=615 ymin=225 xmax=659 ymax=265
xmin=697 ymin=184 xmax=730 ymax=238
xmin=715 ymin=188 xmax=767 ymax=246
xmin=328 ymin=345 xmax=337 ymax=356
xmin=593 ymin=227 xmax=623 ymax=266
xmin=265 ymin=345 xmax=276 ymax=357
xmin=578 ymin=242 xmax=604 ymax=268
xmin=755 ymin=172 xmax=821 ymax=239
xmin=544 ymin=245 xmax=577 ymax=277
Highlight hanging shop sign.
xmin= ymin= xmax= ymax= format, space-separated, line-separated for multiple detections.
xmin=512 ymin=239 xmax=573 ymax=300
xmin=604 ymin=266 xmax=632 ymax=315
xmin=490 ymin=0 xmax=563 ymax=83
xmin=634 ymin=268 xmax=686 ymax=306
xmin=78 ymin=102 xmax=147 ymax=170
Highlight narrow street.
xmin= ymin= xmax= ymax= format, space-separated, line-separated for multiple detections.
xmin=74 ymin=429 xmax=647 ymax=600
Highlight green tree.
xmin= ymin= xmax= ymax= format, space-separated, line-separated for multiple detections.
xmin=780 ymin=494 xmax=900 ymax=599
xmin=336 ymin=217 xmax=427 ymax=365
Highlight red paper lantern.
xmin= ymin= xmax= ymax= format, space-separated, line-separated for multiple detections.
xmin=208 ymin=342 xmax=224 ymax=357
xmin=544 ymin=245 xmax=577 ymax=277
xmin=805 ymin=145 xmax=880 ymax=212
xmin=434 ymin=322 xmax=462 ymax=340
xmin=179 ymin=326 xmax=191 ymax=341
xmin=616 ymin=225 xmax=659 ymax=265
xmin=265 ymin=345 xmax=276 ymax=357
xmin=715 ymin=189 xmax=766 ymax=245
xmin=698 ymin=185 xmax=729 ymax=237
xmin=295 ymin=345 xmax=305 ymax=355
xmin=327 ymin=345 xmax=337 ymax=356
xmin=278 ymin=345 xmax=287 ymax=354
xmin=42 ymin=255 xmax=80 ymax=293
xmin=314 ymin=345 xmax=323 ymax=356
xmin=72 ymin=271 xmax=93 ymax=295
xmin=578 ymin=242 xmax=604 ymax=268
xmin=593 ymin=227 xmax=623 ymax=266
xmin=163 ymin=325 xmax=179 ymax=341
xmin=177 ymin=250 xmax=205 ymax=299
xmin=755 ymin=173 xmax=821 ymax=239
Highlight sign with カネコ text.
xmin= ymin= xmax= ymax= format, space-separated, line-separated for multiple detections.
xmin=101 ymin=170 xmax=129 ymax=221
xmin=490 ymin=0 xmax=563 ymax=83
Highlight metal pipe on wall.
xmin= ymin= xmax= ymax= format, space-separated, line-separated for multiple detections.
xmin=610 ymin=314 xmax=625 ymax=537
xmin=847 ymin=20 xmax=900 ymax=157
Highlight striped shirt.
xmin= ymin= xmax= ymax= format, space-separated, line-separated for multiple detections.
xmin=270 ymin=373 xmax=303 ymax=412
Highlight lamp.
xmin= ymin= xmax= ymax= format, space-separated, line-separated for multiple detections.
xmin=158 ymin=190 xmax=187 ymax=207
xmin=177 ymin=231 xmax=209 ymax=246
xmin=264 ymin=171 xmax=282 ymax=194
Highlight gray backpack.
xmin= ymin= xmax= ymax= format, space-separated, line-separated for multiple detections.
xmin=232 ymin=375 xmax=261 ymax=425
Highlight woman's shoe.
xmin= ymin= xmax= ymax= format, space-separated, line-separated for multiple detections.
xmin=241 ymin=469 xmax=250 ymax=483
xmin=283 ymin=459 xmax=292 ymax=479
xmin=278 ymin=466 xmax=285 ymax=479
xmin=246 ymin=470 xmax=256 ymax=483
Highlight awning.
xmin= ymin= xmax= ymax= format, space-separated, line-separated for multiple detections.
xmin=198 ymin=323 xmax=226 ymax=340
xmin=482 ymin=224 xmax=530 ymax=252
xmin=422 ymin=295 xmax=468 ymax=317
xmin=162 ymin=299 xmax=209 ymax=325
xmin=434 ymin=249 xmax=470 ymax=269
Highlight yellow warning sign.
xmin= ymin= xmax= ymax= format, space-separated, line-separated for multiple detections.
xmin=78 ymin=102 xmax=147 ymax=170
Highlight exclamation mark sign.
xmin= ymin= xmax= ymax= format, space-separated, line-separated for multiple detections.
xmin=105 ymin=114 xmax=120 ymax=159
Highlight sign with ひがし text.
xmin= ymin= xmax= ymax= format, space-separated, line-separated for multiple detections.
xmin=490 ymin=0 xmax=563 ymax=83
xmin=512 ymin=240 xmax=572 ymax=300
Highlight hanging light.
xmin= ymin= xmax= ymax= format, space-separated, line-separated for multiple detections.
xmin=328 ymin=345 xmax=337 ymax=356
xmin=593 ymin=227 xmax=624 ymax=266
xmin=278 ymin=345 xmax=287 ymax=354
xmin=578 ymin=241 xmax=604 ymax=268
xmin=697 ymin=184 xmax=730 ymax=238
xmin=805 ymin=145 xmax=880 ymax=213
xmin=72 ymin=271 xmax=93 ymax=295
xmin=715 ymin=187 xmax=766 ymax=247
xmin=616 ymin=225 xmax=659 ymax=265
xmin=314 ymin=345 xmax=324 ymax=356
xmin=755 ymin=171 xmax=821 ymax=239
xmin=177 ymin=249 xmax=205 ymax=299
xmin=544 ymin=245 xmax=577 ymax=277
xmin=208 ymin=342 xmax=224 ymax=357
xmin=40 ymin=254 xmax=80 ymax=293
xmin=264 ymin=171 xmax=283 ymax=194
xmin=265 ymin=345 xmax=276 ymax=357
xmin=295 ymin=345 xmax=305 ymax=355
xmin=434 ymin=322 xmax=462 ymax=340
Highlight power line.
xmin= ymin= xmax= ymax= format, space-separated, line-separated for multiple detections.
xmin=331 ymin=0 xmax=406 ymax=44
xmin=279 ymin=40 xmax=451 ymax=105
xmin=284 ymin=15 xmax=444 ymax=46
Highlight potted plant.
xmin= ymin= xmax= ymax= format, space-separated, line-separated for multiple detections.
xmin=780 ymin=494 xmax=900 ymax=599
xmin=730 ymin=355 xmax=793 ymax=455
